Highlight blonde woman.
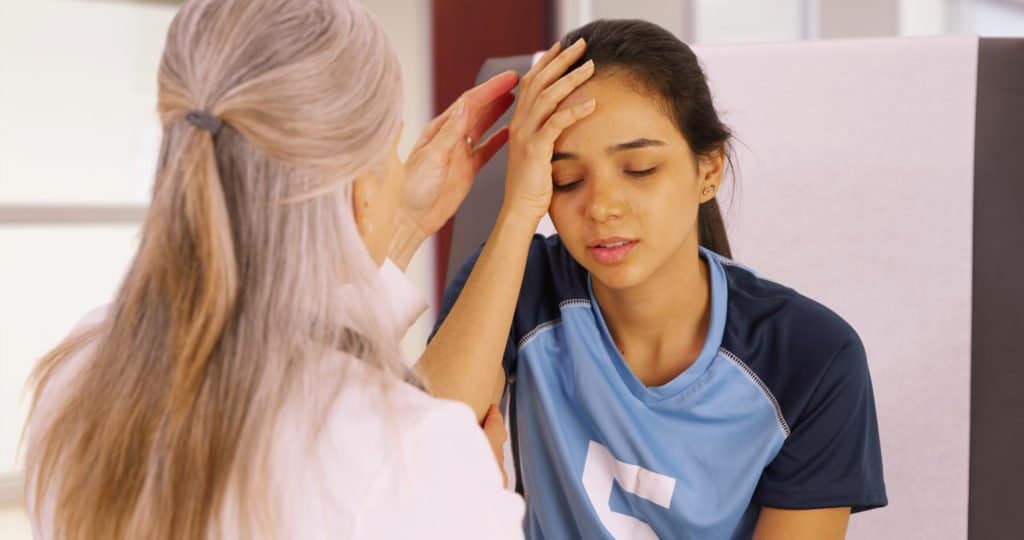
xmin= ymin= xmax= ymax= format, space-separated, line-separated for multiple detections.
xmin=16 ymin=0 xmax=591 ymax=538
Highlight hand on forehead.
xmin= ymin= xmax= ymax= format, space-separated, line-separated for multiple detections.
xmin=557 ymin=84 xmax=597 ymax=113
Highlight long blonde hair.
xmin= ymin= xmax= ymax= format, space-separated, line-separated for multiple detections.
xmin=23 ymin=0 xmax=407 ymax=538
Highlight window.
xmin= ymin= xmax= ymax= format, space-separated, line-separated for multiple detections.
xmin=0 ymin=0 xmax=177 ymax=486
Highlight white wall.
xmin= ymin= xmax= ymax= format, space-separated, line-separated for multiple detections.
xmin=592 ymin=0 xmax=690 ymax=38
xmin=360 ymin=0 xmax=437 ymax=364
xmin=695 ymin=0 xmax=804 ymax=43
xmin=900 ymin=0 xmax=950 ymax=35
xmin=697 ymin=36 xmax=978 ymax=539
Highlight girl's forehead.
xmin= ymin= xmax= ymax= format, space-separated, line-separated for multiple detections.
xmin=556 ymin=79 xmax=683 ymax=150
xmin=559 ymin=72 xmax=663 ymax=110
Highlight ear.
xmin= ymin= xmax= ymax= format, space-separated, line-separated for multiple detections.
xmin=351 ymin=174 xmax=375 ymax=237
xmin=697 ymin=148 xmax=725 ymax=204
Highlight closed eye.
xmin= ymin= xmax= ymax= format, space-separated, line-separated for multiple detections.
xmin=553 ymin=179 xmax=583 ymax=192
xmin=625 ymin=167 xmax=657 ymax=177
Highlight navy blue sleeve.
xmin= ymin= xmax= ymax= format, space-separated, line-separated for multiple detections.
xmin=752 ymin=335 xmax=887 ymax=512
xmin=428 ymin=245 xmax=519 ymax=378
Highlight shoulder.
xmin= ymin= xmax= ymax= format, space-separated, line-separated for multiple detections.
xmin=720 ymin=262 xmax=887 ymax=512
xmin=523 ymin=234 xmax=588 ymax=292
xmin=329 ymin=369 xmax=524 ymax=538
xmin=717 ymin=260 xmax=868 ymax=425
xmin=379 ymin=397 xmax=525 ymax=537
xmin=323 ymin=363 xmax=509 ymax=488
xmin=374 ymin=377 xmax=500 ymax=472
xmin=282 ymin=360 xmax=494 ymax=491
xmin=513 ymin=234 xmax=589 ymax=338
xmin=270 ymin=353 xmax=524 ymax=536
xmin=721 ymin=260 xmax=861 ymax=363
xmin=317 ymin=360 xmax=496 ymax=474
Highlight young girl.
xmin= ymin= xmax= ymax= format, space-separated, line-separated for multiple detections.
xmin=421 ymin=20 xmax=886 ymax=539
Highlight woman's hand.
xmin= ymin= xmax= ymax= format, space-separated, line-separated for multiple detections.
xmin=397 ymin=71 xmax=519 ymax=240
xmin=502 ymin=38 xmax=597 ymax=223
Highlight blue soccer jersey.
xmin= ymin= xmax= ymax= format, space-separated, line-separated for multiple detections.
xmin=433 ymin=235 xmax=887 ymax=539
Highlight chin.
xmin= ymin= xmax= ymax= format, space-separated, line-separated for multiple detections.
xmin=586 ymin=262 xmax=649 ymax=291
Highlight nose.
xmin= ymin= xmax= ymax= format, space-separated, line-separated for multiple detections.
xmin=586 ymin=174 xmax=626 ymax=223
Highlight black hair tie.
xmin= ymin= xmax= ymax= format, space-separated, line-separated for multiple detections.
xmin=185 ymin=110 xmax=224 ymax=136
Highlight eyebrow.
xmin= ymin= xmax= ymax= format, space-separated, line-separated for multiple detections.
xmin=551 ymin=138 xmax=666 ymax=162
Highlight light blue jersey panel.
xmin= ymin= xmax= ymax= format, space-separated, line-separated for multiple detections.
xmin=515 ymin=252 xmax=788 ymax=540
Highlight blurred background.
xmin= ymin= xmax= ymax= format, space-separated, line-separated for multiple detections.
xmin=1 ymin=0 xmax=1022 ymax=537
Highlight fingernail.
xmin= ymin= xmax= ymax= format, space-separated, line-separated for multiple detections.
xmin=491 ymin=70 xmax=517 ymax=81
xmin=573 ymin=38 xmax=586 ymax=49
xmin=583 ymin=59 xmax=595 ymax=71
xmin=582 ymin=98 xmax=596 ymax=111
xmin=454 ymin=99 xmax=466 ymax=116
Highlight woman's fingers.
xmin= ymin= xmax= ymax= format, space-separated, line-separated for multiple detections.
xmin=428 ymin=98 xmax=470 ymax=156
xmin=413 ymin=71 xmax=518 ymax=154
xmin=470 ymin=126 xmax=510 ymax=173
xmin=463 ymin=70 xmax=519 ymax=112
xmin=469 ymin=92 xmax=515 ymax=143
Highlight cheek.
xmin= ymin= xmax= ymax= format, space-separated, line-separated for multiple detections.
xmin=548 ymin=194 xmax=580 ymax=236
xmin=642 ymin=175 xmax=701 ymax=230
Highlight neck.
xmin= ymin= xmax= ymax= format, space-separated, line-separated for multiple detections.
xmin=592 ymin=239 xmax=712 ymax=385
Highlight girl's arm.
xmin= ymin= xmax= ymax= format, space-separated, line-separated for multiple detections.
xmin=754 ymin=507 xmax=850 ymax=540
xmin=417 ymin=38 xmax=598 ymax=421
